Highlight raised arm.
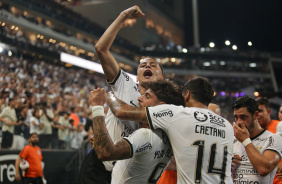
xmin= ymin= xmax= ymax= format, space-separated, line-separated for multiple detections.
xmin=107 ymin=91 xmax=148 ymax=123
xmin=90 ymin=88 xmax=131 ymax=160
xmin=234 ymin=123 xmax=281 ymax=176
xmin=94 ymin=5 xmax=145 ymax=82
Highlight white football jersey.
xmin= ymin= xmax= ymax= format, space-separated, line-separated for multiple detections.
xmin=111 ymin=128 xmax=172 ymax=184
xmin=146 ymin=105 xmax=234 ymax=184
xmin=103 ymin=69 xmax=141 ymax=171
xmin=232 ymin=130 xmax=282 ymax=183
xmin=276 ymin=121 xmax=282 ymax=133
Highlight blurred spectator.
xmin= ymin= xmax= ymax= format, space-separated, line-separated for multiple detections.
xmin=39 ymin=101 xmax=54 ymax=149
xmin=71 ymin=124 xmax=87 ymax=150
xmin=58 ymin=111 xmax=70 ymax=149
xmin=50 ymin=115 xmax=61 ymax=149
xmin=29 ymin=108 xmax=43 ymax=134
xmin=0 ymin=97 xmax=18 ymax=149
xmin=12 ymin=105 xmax=28 ymax=150
xmin=70 ymin=107 xmax=79 ymax=128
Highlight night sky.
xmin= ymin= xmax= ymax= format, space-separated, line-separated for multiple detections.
xmin=183 ymin=0 xmax=282 ymax=52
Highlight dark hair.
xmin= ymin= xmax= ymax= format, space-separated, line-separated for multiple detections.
xmin=148 ymin=79 xmax=184 ymax=106
xmin=29 ymin=132 xmax=38 ymax=138
xmin=32 ymin=108 xmax=40 ymax=117
xmin=255 ymin=97 xmax=270 ymax=109
xmin=182 ymin=77 xmax=214 ymax=106
xmin=233 ymin=96 xmax=258 ymax=115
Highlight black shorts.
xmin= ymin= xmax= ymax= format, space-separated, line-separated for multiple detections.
xmin=79 ymin=149 xmax=111 ymax=184
xmin=23 ymin=177 xmax=43 ymax=184
xmin=1 ymin=131 xmax=13 ymax=148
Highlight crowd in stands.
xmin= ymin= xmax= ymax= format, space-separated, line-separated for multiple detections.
xmin=0 ymin=51 xmax=110 ymax=152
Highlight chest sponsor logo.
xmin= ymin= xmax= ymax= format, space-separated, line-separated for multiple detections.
xmin=136 ymin=142 xmax=152 ymax=153
xmin=194 ymin=111 xmax=208 ymax=122
xmin=153 ymin=109 xmax=173 ymax=118
xmin=208 ymin=112 xmax=226 ymax=127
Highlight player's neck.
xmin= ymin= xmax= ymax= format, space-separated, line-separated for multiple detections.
xmin=185 ymin=99 xmax=208 ymax=109
xmin=138 ymin=86 xmax=147 ymax=95
xmin=250 ymin=123 xmax=264 ymax=139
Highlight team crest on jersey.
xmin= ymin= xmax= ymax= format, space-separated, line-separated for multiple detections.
xmin=153 ymin=109 xmax=173 ymax=118
xmin=136 ymin=142 xmax=152 ymax=153
xmin=207 ymin=112 xmax=226 ymax=127
xmin=194 ymin=111 xmax=208 ymax=122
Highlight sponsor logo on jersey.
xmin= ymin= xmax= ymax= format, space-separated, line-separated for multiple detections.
xmin=154 ymin=150 xmax=165 ymax=159
xmin=136 ymin=142 xmax=152 ymax=153
xmin=122 ymin=71 xmax=129 ymax=81
xmin=153 ymin=109 xmax=173 ymax=118
xmin=208 ymin=112 xmax=226 ymax=127
xmin=194 ymin=111 xmax=208 ymax=122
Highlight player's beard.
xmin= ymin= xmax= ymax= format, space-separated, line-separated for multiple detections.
xmin=31 ymin=140 xmax=38 ymax=146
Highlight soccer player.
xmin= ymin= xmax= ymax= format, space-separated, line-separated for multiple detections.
xmin=79 ymin=5 xmax=164 ymax=184
xmin=15 ymin=132 xmax=46 ymax=184
xmin=107 ymin=77 xmax=234 ymax=183
xmin=90 ymin=80 xmax=184 ymax=183
xmin=232 ymin=96 xmax=282 ymax=183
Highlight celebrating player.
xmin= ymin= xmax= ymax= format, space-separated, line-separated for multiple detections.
xmin=107 ymin=76 xmax=234 ymax=183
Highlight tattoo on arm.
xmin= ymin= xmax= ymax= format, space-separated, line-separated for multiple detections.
xmin=92 ymin=116 xmax=131 ymax=160
xmin=107 ymin=95 xmax=148 ymax=123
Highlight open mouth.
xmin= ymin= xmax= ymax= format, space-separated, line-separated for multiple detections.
xmin=143 ymin=70 xmax=153 ymax=78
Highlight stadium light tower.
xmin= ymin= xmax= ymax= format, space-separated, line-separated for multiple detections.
xmin=192 ymin=0 xmax=200 ymax=48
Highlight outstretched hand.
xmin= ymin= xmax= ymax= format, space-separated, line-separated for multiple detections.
xmin=89 ymin=88 xmax=108 ymax=106
xmin=123 ymin=5 xmax=145 ymax=19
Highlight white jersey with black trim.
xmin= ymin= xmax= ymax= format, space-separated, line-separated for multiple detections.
xmin=111 ymin=128 xmax=173 ymax=184
xmin=232 ymin=130 xmax=282 ymax=184
xmin=146 ymin=104 xmax=234 ymax=184
xmin=103 ymin=69 xmax=141 ymax=171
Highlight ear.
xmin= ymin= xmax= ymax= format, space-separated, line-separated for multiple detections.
xmin=184 ymin=90 xmax=190 ymax=103
xmin=254 ymin=111 xmax=259 ymax=120
xmin=267 ymin=108 xmax=271 ymax=115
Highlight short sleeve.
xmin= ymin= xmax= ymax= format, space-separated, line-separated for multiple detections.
xmin=146 ymin=104 xmax=178 ymax=132
xmin=264 ymin=134 xmax=282 ymax=158
xmin=123 ymin=128 xmax=152 ymax=158
xmin=19 ymin=146 xmax=29 ymax=159
xmin=108 ymin=69 xmax=139 ymax=100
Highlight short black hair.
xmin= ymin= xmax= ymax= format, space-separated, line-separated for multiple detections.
xmin=233 ymin=96 xmax=258 ymax=115
xmin=148 ymin=79 xmax=184 ymax=106
xmin=255 ymin=97 xmax=270 ymax=109
xmin=29 ymin=132 xmax=38 ymax=138
xmin=182 ymin=77 xmax=214 ymax=106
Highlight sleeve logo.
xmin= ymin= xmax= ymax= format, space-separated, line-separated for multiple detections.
xmin=136 ymin=142 xmax=152 ymax=153
xmin=194 ymin=111 xmax=208 ymax=122
xmin=153 ymin=109 xmax=173 ymax=118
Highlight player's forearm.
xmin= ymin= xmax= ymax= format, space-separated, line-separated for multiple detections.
xmin=107 ymin=94 xmax=148 ymax=123
xmin=94 ymin=12 xmax=126 ymax=81
xmin=92 ymin=116 xmax=117 ymax=161
xmin=245 ymin=143 xmax=279 ymax=176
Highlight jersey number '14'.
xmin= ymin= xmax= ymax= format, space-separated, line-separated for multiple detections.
xmin=192 ymin=140 xmax=228 ymax=184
